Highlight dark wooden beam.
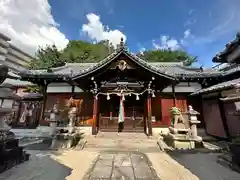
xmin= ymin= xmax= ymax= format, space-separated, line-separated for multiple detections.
xmin=218 ymin=93 xmax=230 ymax=140
xmin=172 ymin=84 xmax=176 ymax=106
xmin=71 ymin=85 xmax=75 ymax=97
xmin=39 ymin=81 xmax=48 ymax=125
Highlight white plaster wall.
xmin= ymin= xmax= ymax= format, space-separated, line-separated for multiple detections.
xmin=47 ymin=83 xmax=83 ymax=93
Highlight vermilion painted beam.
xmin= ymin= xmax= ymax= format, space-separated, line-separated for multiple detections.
xmin=92 ymin=96 xmax=98 ymax=135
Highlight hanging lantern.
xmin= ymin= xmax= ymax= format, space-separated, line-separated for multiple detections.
xmin=107 ymin=93 xmax=110 ymax=100
xmin=136 ymin=94 xmax=140 ymax=100
xmin=152 ymin=91 xmax=155 ymax=98
xmin=122 ymin=94 xmax=125 ymax=101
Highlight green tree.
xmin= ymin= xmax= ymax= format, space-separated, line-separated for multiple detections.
xmin=29 ymin=40 xmax=197 ymax=70
xmin=137 ymin=49 xmax=197 ymax=66
xmin=61 ymin=40 xmax=111 ymax=63
xmin=29 ymin=44 xmax=64 ymax=70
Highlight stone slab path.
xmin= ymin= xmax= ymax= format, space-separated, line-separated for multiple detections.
xmin=1 ymin=132 xmax=240 ymax=180
xmin=82 ymin=151 xmax=159 ymax=180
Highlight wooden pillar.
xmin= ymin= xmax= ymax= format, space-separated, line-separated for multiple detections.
xmin=39 ymin=82 xmax=48 ymax=125
xmin=147 ymin=95 xmax=153 ymax=136
xmin=172 ymin=84 xmax=176 ymax=106
xmin=71 ymin=85 xmax=75 ymax=97
xmin=92 ymin=96 xmax=98 ymax=135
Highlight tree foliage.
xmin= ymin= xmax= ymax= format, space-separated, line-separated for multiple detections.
xmin=137 ymin=49 xmax=197 ymax=66
xmin=29 ymin=40 xmax=197 ymax=70
xmin=28 ymin=45 xmax=64 ymax=70
xmin=61 ymin=40 xmax=113 ymax=63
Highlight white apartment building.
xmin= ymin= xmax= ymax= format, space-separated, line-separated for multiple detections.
xmin=0 ymin=32 xmax=33 ymax=73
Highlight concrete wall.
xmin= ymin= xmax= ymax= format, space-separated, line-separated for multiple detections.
xmin=0 ymin=32 xmax=33 ymax=72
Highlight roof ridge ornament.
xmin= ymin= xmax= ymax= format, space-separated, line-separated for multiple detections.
xmin=117 ymin=37 xmax=125 ymax=50
xmin=236 ymin=32 xmax=240 ymax=40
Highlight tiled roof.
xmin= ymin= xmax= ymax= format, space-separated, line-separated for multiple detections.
xmin=19 ymin=46 xmax=240 ymax=80
xmin=213 ymin=32 xmax=240 ymax=63
xmin=191 ymin=78 xmax=240 ymax=95
xmin=48 ymin=62 xmax=218 ymax=79
xmin=20 ymin=47 xmax=221 ymax=80
xmin=69 ymin=48 xmax=176 ymax=80
xmin=2 ymin=78 xmax=34 ymax=87
xmin=26 ymin=60 xmax=221 ymax=80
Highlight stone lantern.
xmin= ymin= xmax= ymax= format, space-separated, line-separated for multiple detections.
xmin=0 ymin=64 xmax=29 ymax=173
xmin=187 ymin=105 xmax=202 ymax=141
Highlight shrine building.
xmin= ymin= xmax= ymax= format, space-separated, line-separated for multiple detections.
xmin=15 ymin=37 xmax=240 ymax=137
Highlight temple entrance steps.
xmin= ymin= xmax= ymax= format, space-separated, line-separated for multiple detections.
xmin=81 ymin=132 xmax=160 ymax=152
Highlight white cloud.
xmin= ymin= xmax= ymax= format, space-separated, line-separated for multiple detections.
xmin=152 ymin=36 xmax=180 ymax=50
xmin=0 ymin=0 xmax=69 ymax=55
xmin=153 ymin=29 xmax=195 ymax=50
xmin=139 ymin=47 xmax=146 ymax=55
xmin=82 ymin=13 xmax=126 ymax=48
xmin=181 ymin=29 xmax=194 ymax=45
xmin=183 ymin=29 xmax=193 ymax=39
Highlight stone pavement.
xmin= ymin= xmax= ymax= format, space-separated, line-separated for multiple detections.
xmin=1 ymin=132 xmax=240 ymax=180
xmin=82 ymin=151 xmax=159 ymax=180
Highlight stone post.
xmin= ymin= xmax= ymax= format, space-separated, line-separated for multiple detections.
xmin=49 ymin=110 xmax=57 ymax=136
xmin=68 ymin=107 xmax=77 ymax=134
xmin=49 ymin=120 xmax=57 ymax=136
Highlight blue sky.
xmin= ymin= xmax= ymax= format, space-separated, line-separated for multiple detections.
xmin=47 ymin=0 xmax=240 ymax=67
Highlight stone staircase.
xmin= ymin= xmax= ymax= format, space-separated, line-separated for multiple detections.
xmin=80 ymin=132 xmax=160 ymax=152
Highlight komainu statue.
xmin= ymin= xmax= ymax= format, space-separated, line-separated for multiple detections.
xmin=67 ymin=98 xmax=83 ymax=133
xmin=169 ymin=107 xmax=190 ymax=134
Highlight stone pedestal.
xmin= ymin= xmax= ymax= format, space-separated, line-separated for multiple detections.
xmin=164 ymin=133 xmax=195 ymax=149
xmin=0 ymin=109 xmax=30 ymax=173
xmin=49 ymin=120 xmax=57 ymax=136
xmin=167 ymin=126 xmax=194 ymax=149
xmin=164 ymin=105 xmax=202 ymax=149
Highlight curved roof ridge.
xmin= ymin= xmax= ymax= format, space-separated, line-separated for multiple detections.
xmin=177 ymin=65 xmax=202 ymax=71
xmin=149 ymin=62 xmax=183 ymax=66
xmin=51 ymin=64 xmax=69 ymax=71
xmin=66 ymin=62 xmax=96 ymax=65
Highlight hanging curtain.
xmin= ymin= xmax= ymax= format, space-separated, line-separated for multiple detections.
xmin=118 ymin=96 xmax=125 ymax=123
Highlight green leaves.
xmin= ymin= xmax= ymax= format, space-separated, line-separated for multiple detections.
xmin=29 ymin=41 xmax=197 ymax=70
xmin=29 ymin=41 xmax=111 ymax=69
xmin=29 ymin=44 xmax=64 ymax=69
xmin=138 ymin=49 xmax=197 ymax=66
